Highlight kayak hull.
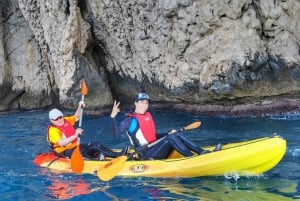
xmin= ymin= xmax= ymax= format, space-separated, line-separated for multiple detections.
xmin=34 ymin=135 xmax=286 ymax=178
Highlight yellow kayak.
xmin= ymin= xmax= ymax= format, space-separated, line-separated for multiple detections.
xmin=34 ymin=135 xmax=286 ymax=178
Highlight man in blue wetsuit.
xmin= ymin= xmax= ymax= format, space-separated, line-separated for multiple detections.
xmin=110 ymin=92 xmax=215 ymax=160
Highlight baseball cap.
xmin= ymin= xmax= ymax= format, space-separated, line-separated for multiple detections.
xmin=135 ymin=93 xmax=150 ymax=102
xmin=49 ymin=109 xmax=63 ymax=120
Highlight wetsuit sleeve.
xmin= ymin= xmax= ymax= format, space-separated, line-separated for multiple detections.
xmin=110 ymin=117 xmax=132 ymax=136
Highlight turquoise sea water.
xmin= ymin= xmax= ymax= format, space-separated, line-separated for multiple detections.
xmin=0 ymin=109 xmax=299 ymax=200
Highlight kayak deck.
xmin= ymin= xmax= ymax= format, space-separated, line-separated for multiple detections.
xmin=34 ymin=135 xmax=286 ymax=178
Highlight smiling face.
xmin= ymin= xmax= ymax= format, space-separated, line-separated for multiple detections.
xmin=134 ymin=99 xmax=149 ymax=115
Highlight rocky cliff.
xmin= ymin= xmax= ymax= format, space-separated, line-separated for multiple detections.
xmin=0 ymin=0 xmax=300 ymax=115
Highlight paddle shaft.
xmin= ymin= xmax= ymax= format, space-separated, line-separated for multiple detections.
xmin=172 ymin=121 xmax=201 ymax=134
xmin=70 ymin=80 xmax=87 ymax=173
xmin=79 ymin=95 xmax=84 ymax=128
xmin=135 ymin=121 xmax=202 ymax=152
xmin=75 ymin=95 xmax=84 ymax=146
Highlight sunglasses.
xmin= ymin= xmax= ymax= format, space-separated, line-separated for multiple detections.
xmin=52 ymin=116 xmax=63 ymax=121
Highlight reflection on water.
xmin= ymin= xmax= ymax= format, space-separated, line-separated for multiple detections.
xmin=94 ymin=176 xmax=300 ymax=201
xmin=46 ymin=176 xmax=91 ymax=200
xmin=44 ymin=172 xmax=122 ymax=200
xmin=156 ymin=178 xmax=299 ymax=201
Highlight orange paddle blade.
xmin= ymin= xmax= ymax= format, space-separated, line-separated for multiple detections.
xmin=71 ymin=146 xmax=84 ymax=173
xmin=184 ymin=121 xmax=201 ymax=130
xmin=81 ymin=79 xmax=88 ymax=96
xmin=97 ymin=156 xmax=127 ymax=181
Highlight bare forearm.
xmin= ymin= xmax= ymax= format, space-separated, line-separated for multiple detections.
xmin=58 ymin=134 xmax=78 ymax=146
xmin=74 ymin=101 xmax=85 ymax=121
xmin=57 ymin=128 xmax=83 ymax=146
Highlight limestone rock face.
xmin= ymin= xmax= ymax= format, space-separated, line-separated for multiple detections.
xmin=1 ymin=0 xmax=300 ymax=113
xmin=91 ymin=0 xmax=300 ymax=105
xmin=0 ymin=0 xmax=52 ymax=110
xmin=18 ymin=0 xmax=112 ymax=109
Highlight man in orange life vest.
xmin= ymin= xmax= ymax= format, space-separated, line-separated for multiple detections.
xmin=48 ymin=100 xmax=128 ymax=159
xmin=110 ymin=93 xmax=213 ymax=160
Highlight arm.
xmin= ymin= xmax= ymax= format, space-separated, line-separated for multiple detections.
xmin=49 ymin=127 xmax=84 ymax=146
xmin=110 ymin=116 xmax=132 ymax=136
xmin=109 ymin=100 xmax=134 ymax=136
xmin=58 ymin=128 xmax=83 ymax=146
xmin=156 ymin=125 xmax=178 ymax=138
xmin=110 ymin=100 xmax=120 ymax=118
xmin=110 ymin=100 xmax=122 ymax=136
xmin=110 ymin=117 xmax=120 ymax=136
xmin=74 ymin=100 xmax=85 ymax=121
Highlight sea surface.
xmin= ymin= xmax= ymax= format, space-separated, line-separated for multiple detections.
xmin=0 ymin=109 xmax=299 ymax=201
